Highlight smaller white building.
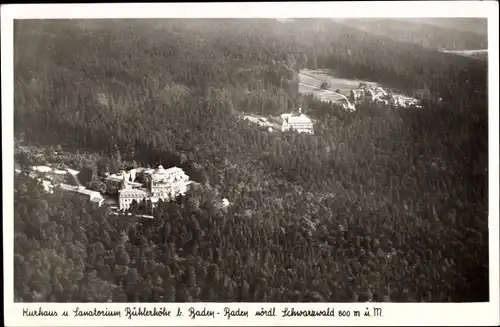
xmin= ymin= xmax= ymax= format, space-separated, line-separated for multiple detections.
xmin=38 ymin=179 xmax=54 ymax=194
xmin=118 ymin=188 xmax=149 ymax=210
xmin=118 ymin=176 xmax=150 ymax=210
xmin=53 ymin=169 xmax=67 ymax=175
xmin=280 ymin=109 xmax=314 ymax=134
xmin=390 ymin=95 xmax=405 ymax=107
xmin=30 ymin=166 xmax=53 ymax=173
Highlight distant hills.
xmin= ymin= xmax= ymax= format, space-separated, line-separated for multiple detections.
xmin=332 ymin=18 xmax=488 ymax=51
xmin=405 ymin=18 xmax=487 ymax=35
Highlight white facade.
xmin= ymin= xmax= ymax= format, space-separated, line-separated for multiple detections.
xmin=148 ymin=166 xmax=190 ymax=201
xmin=39 ymin=180 xmax=54 ymax=194
xmin=118 ymin=188 xmax=149 ymax=210
xmin=115 ymin=165 xmax=191 ymax=210
xmin=350 ymin=89 xmax=364 ymax=102
xmin=91 ymin=197 xmax=105 ymax=207
xmin=53 ymin=169 xmax=67 ymax=175
xmin=281 ymin=113 xmax=314 ymax=134
xmin=390 ymin=95 xmax=419 ymax=107
xmin=118 ymin=176 xmax=149 ymax=210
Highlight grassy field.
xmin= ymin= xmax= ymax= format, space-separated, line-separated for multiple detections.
xmin=299 ymin=69 xmax=378 ymax=97
xmin=298 ymin=83 xmax=347 ymax=103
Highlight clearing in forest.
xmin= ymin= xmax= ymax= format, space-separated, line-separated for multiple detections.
xmin=299 ymin=69 xmax=378 ymax=98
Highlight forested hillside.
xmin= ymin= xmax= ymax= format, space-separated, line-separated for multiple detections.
xmin=14 ymin=19 xmax=488 ymax=302
xmin=333 ymin=18 xmax=488 ymax=50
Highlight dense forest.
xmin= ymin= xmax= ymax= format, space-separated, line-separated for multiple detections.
xmin=13 ymin=19 xmax=488 ymax=302
xmin=333 ymin=18 xmax=488 ymax=50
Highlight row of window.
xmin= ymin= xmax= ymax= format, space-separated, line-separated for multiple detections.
xmin=120 ymin=197 xmax=147 ymax=203
xmin=284 ymin=123 xmax=313 ymax=127
xmin=283 ymin=125 xmax=313 ymax=130
xmin=120 ymin=192 xmax=148 ymax=198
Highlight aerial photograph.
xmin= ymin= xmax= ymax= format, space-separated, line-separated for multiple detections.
xmin=13 ymin=17 xmax=489 ymax=303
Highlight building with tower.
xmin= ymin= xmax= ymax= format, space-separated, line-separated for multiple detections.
xmin=116 ymin=165 xmax=192 ymax=210
xmin=146 ymin=165 xmax=190 ymax=201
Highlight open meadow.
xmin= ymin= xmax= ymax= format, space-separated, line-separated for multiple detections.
xmin=299 ymin=69 xmax=378 ymax=96
xmin=298 ymin=82 xmax=347 ymax=103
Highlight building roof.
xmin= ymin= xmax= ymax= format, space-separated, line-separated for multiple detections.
xmin=118 ymin=188 xmax=149 ymax=198
xmin=57 ymin=183 xmax=103 ymax=200
xmin=151 ymin=166 xmax=187 ymax=182
xmin=58 ymin=183 xmax=78 ymax=192
xmin=66 ymin=172 xmax=83 ymax=187
xmin=30 ymin=166 xmax=53 ymax=173
xmin=105 ymin=175 xmax=123 ymax=182
xmin=285 ymin=114 xmax=313 ymax=124
xmin=41 ymin=180 xmax=53 ymax=192
xmin=76 ymin=188 xmax=103 ymax=199
xmin=53 ymin=169 xmax=67 ymax=175
xmin=66 ymin=168 xmax=80 ymax=176
xmin=140 ymin=168 xmax=155 ymax=175
xmin=155 ymin=166 xmax=183 ymax=174
xmin=106 ymin=174 xmax=142 ymax=186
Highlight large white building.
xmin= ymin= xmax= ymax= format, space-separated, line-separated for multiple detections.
xmin=116 ymin=165 xmax=191 ymax=210
xmin=280 ymin=109 xmax=314 ymax=134
xmin=147 ymin=165 xmax=190 ymax=200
